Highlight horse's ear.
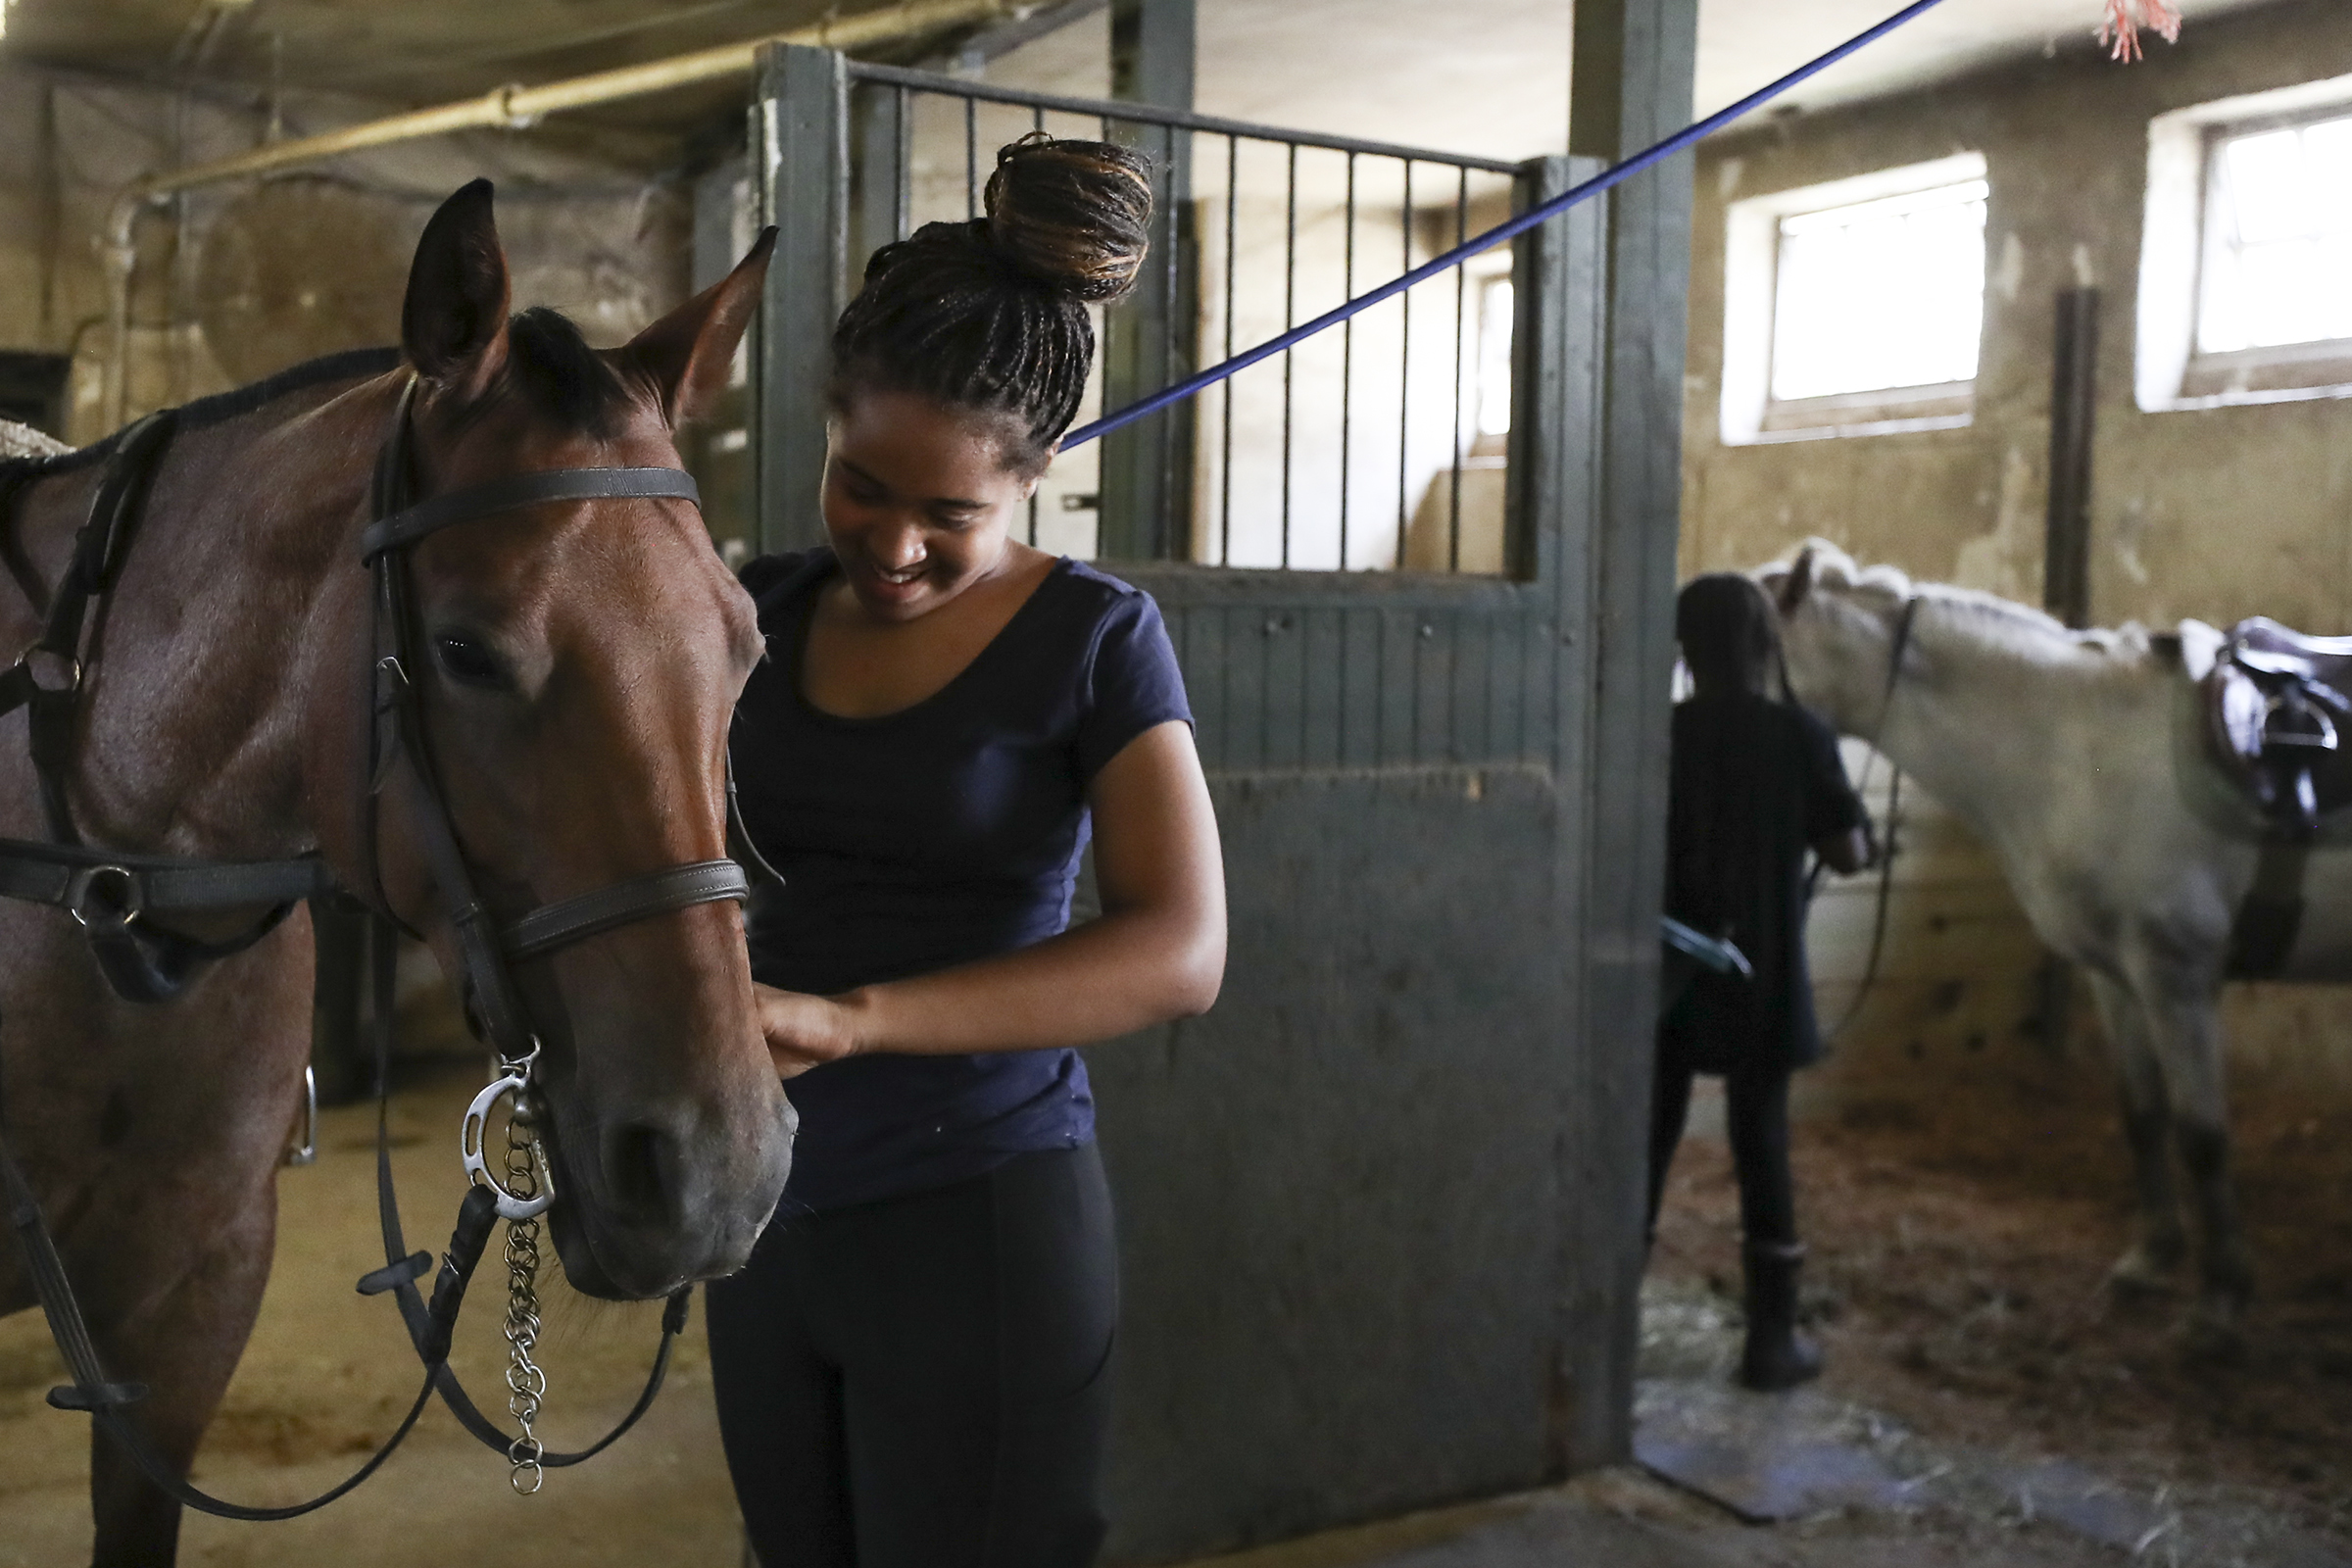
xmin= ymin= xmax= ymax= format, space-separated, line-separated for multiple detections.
xmin=402 ymin=179 xmax=512 ymax=398
xmin=620 ymin=227 xmax=777 ymax=427
xmin=1779 ymin=547 xmax=1817 ymax=613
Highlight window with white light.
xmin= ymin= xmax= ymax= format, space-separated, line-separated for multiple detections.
xmin=2197 ymin=113 xmax=2352 ymax=357
xmin=1770 ymin=179 xmax=1987 ymax=401
xmin=1475 ymin=274 xmax=1514 ymax=438
xmin=2139 ymin=80 xmax=2352 ymax=411
xmin=1719 ymin=152 xmax=1988 ymax=444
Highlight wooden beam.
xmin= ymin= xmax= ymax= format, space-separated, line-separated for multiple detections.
xmin=2045 ymin=286 xmax=2099 ymax=629
xmin=753 ymin=43 xmax=848 ymax=557
xmin=1557 ymin=0 xmax=1698 ymax=1473
xmin=1099 ymin=0 xmax=1197 ymax=561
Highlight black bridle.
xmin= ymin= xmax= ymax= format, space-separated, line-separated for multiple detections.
xmin=357 ymin=375 xmax=751 ymax=1061
xmin=0 ymin=373 xmax=764 ymax=1520
xmin=1788 ymin=592 xmax=1918 ymax=1045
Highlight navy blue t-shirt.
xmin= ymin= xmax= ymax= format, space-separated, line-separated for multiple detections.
xmin=731 ymin=548 xmax=1193 ymax=1211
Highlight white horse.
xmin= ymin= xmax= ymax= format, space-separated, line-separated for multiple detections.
xmin=1760 ymin=541 xmax=2352 ymax=1348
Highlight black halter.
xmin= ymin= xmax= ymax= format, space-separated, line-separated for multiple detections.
xmin=0 ymin=383 xmax=754 ymax=1005
xmin=1788 ymin=592 xmax=1918 ymax=1046
xmin=358 ymin=376 xmax=751 ymax=1058
xmin=0 ymin=371 xmax=765 ymax=1520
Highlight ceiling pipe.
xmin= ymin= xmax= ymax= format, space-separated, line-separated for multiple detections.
xmin=104 ymin=0 xmax=1025 ymax=428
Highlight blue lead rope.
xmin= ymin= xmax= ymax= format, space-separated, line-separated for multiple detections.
xmin=1059 ymin=0 xmax=1954 ymax=452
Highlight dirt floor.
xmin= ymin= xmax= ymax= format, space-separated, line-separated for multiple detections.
xmin=4 ymin=1030 xmax=2349 ymax=1564
xmin=1647 ymin=1048 xmax=2352 ymax=1552
xmin=0 ymin=1055 xmax=747 ymax=1567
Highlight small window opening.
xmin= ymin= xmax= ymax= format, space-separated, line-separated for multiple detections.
xmin=1769 ymin=177 xmax=1988 ymax=403
xmin=1475 ymin=274 xmax=1514 ymax=439
xmin=2198 ymin=113 xmax=2352 ymax=356
xmin=1719 ymin=152 xmax=1986 ymax=444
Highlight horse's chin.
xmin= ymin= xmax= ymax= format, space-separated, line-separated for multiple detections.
xmin=538 ymin=1133 xmax=680 ymax=1302
xmin=545 ymin=1202 xmax=643 ymax=1301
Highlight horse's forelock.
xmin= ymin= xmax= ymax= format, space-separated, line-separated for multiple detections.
xmin=498 ymin=307 xmax=654 ymax=443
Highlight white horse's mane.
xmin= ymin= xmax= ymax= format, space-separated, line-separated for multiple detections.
xmin=1764 ymin=537 xmax=2164 ymax=666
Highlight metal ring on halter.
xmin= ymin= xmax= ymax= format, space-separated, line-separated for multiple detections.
xmin=65 ymin=863 xmax=142 ymax=933
xmin=284 ymin=1065 xmax=318 ymax=1168
xmin=461 ymin=1041 xmax=556 ymax=1221
xmin=17 ymin=643 xmax=82 ymax=695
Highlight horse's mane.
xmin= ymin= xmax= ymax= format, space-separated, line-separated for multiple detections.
xmin=0 ymin=345 xmax=404 ymax=487
xmin=0 ymin=306 xmax=639 ymax=489
xmin=1768 ymin=537 xmax=2160 ymax=663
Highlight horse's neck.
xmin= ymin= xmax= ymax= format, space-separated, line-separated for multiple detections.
xmin=1867 ymin=610 xmax=2078 ymax=841
xmin=20 ymin=379 xmax=387 ymax=861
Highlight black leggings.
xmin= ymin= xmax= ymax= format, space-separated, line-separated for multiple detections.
xmin=706 ymin=1145 xmax=1118 ymax=1568
xmin=1646 ymin=1055 xmax=1798 ymax=1249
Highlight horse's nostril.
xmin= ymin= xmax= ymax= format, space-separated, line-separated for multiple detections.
xmin=603 ymin=1121 xmax=676 ymax=1223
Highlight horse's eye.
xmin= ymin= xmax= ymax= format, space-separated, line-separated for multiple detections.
xmin=434 ymin=633 xmax=506 ymax=689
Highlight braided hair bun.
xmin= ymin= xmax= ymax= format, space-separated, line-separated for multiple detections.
xmin=984 ymin=134 xmax=1152 ymax=303
xmin=830 ymin=135 xmax=1156 ymax=471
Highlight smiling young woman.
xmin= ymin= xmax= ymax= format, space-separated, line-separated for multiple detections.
xmin=710 ymin=136 xmax=1227 ymax=1568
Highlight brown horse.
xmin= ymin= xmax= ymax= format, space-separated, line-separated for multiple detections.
xmin=0 ymin=182 xmax=792 ymax=1563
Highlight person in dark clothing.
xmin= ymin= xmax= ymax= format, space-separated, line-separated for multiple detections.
xmin=710 ymin=135 xmax=1228 ymax=1567
xmin=1650 ymin=572 xmax=1873 ymax=1392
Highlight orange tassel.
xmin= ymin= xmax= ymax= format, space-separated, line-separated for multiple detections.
xmin=2099 ymin=0 xmax=2182 ymax=62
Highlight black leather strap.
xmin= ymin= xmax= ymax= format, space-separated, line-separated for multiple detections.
xmin=505 ymin=859 xmax=749 ymax=962
xmin=2227 ymin=841 xmax=2309 ymax=977
xmin=361 ymin=467 xmax=700 ymax=561
xmin=0 ymin=840 xmax=335 ymax=914
xmin=725 ymin=750 xmax=784 ymax=891
xmin=24 ymin=412 xmax=180 ymax=847
xmin=361 ymin=909 xmax=686 ymax=1467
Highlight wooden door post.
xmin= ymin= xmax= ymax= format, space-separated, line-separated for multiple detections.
xmin=1100 ymin=0 xmax=1197 ymax=560
xmin=1557 ymin=0 xmax=1699 ymax=1473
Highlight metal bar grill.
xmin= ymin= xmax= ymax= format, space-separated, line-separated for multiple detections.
xmin=838 ymin=60 xmax=1512 ymax=576
xmin=1448 ymin=167 xmax=1468 ymax=574
xmin=1339 ymin=151 xmax=1355 ymax=571
xmin=1220 ymin=131 xmax=1238 ymax=569
xmin=1396 ymin=159 xmax=1412 ymax=573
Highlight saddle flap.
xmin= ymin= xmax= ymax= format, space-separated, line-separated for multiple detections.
xmin=2203 ymin=617 xmax=2352 ymax=838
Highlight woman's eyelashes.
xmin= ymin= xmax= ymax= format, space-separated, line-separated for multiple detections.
xmin=433 ymin=631 xmax=511 ymax=690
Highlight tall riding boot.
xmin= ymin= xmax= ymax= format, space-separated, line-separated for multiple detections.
xmin=1739 ymin=1239 xmax=1823 ymax=1392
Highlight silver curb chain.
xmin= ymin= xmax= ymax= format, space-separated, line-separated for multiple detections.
xmin=502 ymin=1088 xmax=548 ymax=1495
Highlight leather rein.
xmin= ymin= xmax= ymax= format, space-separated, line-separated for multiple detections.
xmin=1788 ymin=592 xmax=1917 ymax=1046
xmin=0 ymin=374 xmax=761 ymax=1518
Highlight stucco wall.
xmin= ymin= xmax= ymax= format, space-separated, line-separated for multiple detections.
xmin=0 ymin=61 xmax=693 ymax=446
xmin=1681 ymin=0 xmax=2352 ymax=1105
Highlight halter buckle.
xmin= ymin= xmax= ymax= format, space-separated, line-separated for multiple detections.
xmin=65 ymin=863 xmax=142 ymax=933
xmin=461 ymin=1040 xmax=556 ymax=1221
xmin=16 ymin=644 xmax=82 ymax=697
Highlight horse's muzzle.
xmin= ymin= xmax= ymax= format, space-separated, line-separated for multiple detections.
xmin=539 ymin=1094 xmax=794 ymax=1301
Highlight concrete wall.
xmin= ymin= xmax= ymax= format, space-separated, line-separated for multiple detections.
xmin=1679 ymin=0 xmax=2352 ymax=1107
xmin=0 ymin=61 xmax=694 ymax=445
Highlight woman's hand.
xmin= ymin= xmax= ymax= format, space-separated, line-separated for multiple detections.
xmin=755 ymin=983 xmax=864 ymax=1077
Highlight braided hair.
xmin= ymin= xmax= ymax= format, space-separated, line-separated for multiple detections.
xmin=830 ymin=133 xmax=1153 ymax=475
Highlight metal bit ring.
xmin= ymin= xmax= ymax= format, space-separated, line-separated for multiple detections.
xmin=461 ymin=1043 xmax=555 ymax=1221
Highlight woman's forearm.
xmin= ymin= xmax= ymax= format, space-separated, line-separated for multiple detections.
xmin=837 ymin=901 xmax=1224 ymax=1056
xmin=758 ymin=722 xmax=1227 ymax=1076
